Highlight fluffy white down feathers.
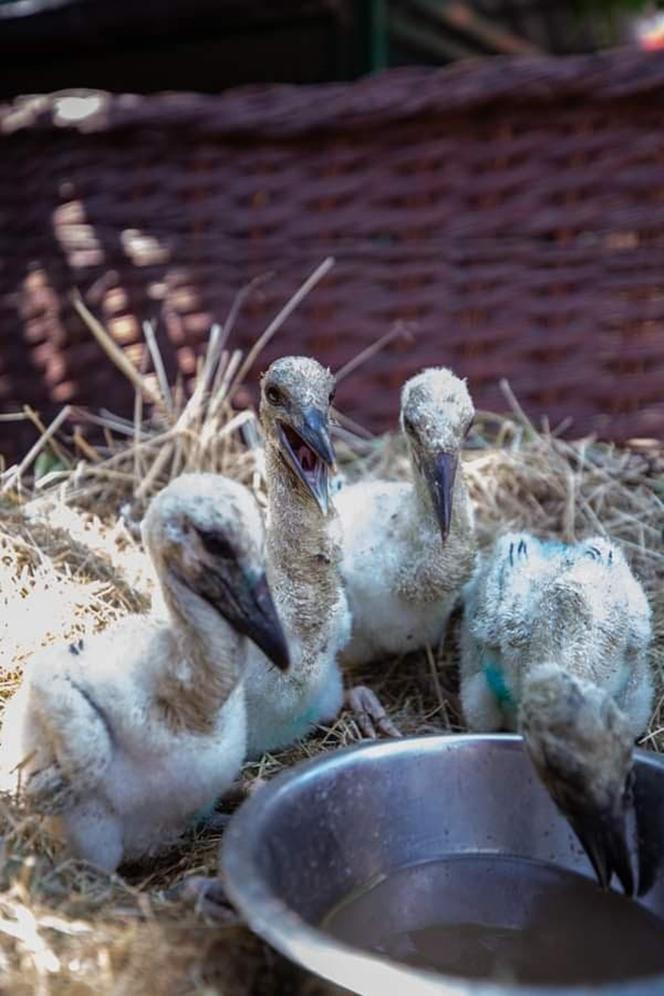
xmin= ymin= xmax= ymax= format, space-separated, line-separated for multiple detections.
xmin=0 ymin=474 xmax=281 ymax=870
xmin=337 ymin=367 xmax=477 ymax=667
xmin=243 ymin=356 xmax=351 ymax=756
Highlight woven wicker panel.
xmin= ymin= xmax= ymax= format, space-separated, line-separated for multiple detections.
xmin=1 ymin=48 xmax=663 ymax=463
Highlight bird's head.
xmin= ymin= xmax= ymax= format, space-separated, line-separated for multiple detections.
xmin=142 ymin=473 xmax=290 ymax=672
xmin=260 ymin=356 xmax=336 ymax=515
xmin=400 ymin=367 xmax=474 ymax=541
xmin=520 ymin=664 xmax=635 ymax=896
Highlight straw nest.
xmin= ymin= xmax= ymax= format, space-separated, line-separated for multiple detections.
xmin=0 ymin=264 xmax=662 ymax=994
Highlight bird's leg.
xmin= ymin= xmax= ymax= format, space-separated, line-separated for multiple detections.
xmin=345 ymin=685 xmax=401 ymax=739
xmin=166 ymin=874 xmax=239 ymax=921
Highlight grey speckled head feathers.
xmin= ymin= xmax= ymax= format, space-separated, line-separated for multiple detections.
xmin=520 ymin=663 xmax=635 ymax=895
xmin=261 ymin=356 xmax=335 ymax=416
xmin=401 ymin=367 xmax=474 ymax=453
xmin=400 ymin=367 xmax=474 ymax=540
xmin=142 ymin=473 xmax=289 ymax=672
xmin=142 ymin=473 xmax=263 ymax=573
xmin=260 ymin=356 xmax=336 ymax=514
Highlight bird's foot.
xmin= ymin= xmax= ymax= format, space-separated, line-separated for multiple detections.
xmin=345 ymin=685 xmax=401 ymax=739
xmin=166 ymin=875 xmax=239 ymax=921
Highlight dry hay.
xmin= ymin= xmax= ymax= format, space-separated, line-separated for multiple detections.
xmin=0 ymin=268 xmax=662 ymax=994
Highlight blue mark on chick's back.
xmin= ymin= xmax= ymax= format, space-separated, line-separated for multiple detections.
xmin=538 ymin=538 xmax=570 ymax=559
xmin=483 ymin=655 xmax=515 ymax=710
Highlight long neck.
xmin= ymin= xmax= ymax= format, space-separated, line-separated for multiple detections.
xmin=264 ymin=440 xmax=341 ymax=657
xmin=157 ymin=572 xmax=243 ymax=733
xmin=395 ymin=454 xmax=476 ymax=602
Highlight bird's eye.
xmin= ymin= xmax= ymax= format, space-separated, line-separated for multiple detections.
xmin=266 ymin=385 xmax=283 ymax=405
xmin=196 ymin=528 xmax=235 ymax=561
xmin=403 ymin=416 xmax=416 ymax=436
xmin=329 ymin=387 xmax=336 ymax=405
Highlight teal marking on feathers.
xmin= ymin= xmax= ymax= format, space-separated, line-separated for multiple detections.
xmin=539 ymin=538 xmax=569 ymax=558
xmin=483 ymin=656 xmax=516 ymax=710
xmin=289 ymin=703 xmax=321 ymax=736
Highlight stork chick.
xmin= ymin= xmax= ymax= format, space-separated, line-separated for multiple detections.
xmin=336 ymin=367 xmax=477 ymax=668
xmin=244 ymin=356 xmax=396 ymax=753
xmin=460 ymin=532 xmax=653 ymax=895
xmin=0 ymin=474 xmax=289 ymax=871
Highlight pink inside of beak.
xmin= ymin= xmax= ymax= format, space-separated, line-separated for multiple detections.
xmin=297 ymin=442 xmax=317 ymax=472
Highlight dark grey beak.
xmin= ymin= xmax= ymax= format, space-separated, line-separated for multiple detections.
xmin=632 ymin=765 xmax=664 ymax=898
xmin=424 ymin=451 xmax=458 ymax=542
xmin=239 ymin=573 xmax=291 ymax=672
xmin=524 ymin=731 xmax=636 ymax=897
xmin=298 ymin=406 xmax=335 ymax=468
xmin=277 ymin=405 xmax=335 ymax=515
xmin=567 ymin=801 xmax=634 ymax=897
xmin=189 ymin=562 xmax=290 ymax=672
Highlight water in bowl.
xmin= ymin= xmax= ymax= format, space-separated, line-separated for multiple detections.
xmin=322 ymin=855 xmax=664 ymax=986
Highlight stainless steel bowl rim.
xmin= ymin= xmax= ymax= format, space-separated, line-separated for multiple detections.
xmin=222 ymin=733 xmax=664 ymax=996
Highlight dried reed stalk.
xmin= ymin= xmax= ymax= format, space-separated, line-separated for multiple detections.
xmin=0 ymin=273 xmax=662 ymax=996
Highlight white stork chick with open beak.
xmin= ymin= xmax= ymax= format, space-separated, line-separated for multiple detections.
xmin=460 ymin=532 xmax=653 ymax=896
xmin=0 ymin=474 xmax=289 ymax=872
xmin=336 ymin=367 xmax=477 ymax=669
xmin=243 ymin=356 xmax=397 ymax=753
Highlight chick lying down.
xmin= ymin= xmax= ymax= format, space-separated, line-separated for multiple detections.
xmin=0 ymin=474 xmax=289 ymax=872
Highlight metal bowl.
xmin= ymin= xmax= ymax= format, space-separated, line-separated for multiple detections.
xmin=222 ymin=734 xmax=664 ymax=996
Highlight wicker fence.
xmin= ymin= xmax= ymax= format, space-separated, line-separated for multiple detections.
xmin=1 ymin=47 xmax=663 ymax=461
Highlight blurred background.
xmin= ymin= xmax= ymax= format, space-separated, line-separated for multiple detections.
xmin=1 ymin=0 xmax=663 ymax=463
xmin=0 ymin=0 xmax=657 ymax=95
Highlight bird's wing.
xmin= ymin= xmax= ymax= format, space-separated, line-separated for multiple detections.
xmin=21 ymin=651 xmax=114 ymax=810
xmin=468 ymin=534 xmax=539 ymax=643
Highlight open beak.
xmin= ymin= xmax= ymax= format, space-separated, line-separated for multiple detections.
xmin=277 ymin=405 xmax=335 ymax=515
xmin=423 ymin=451 xmax=457 ymax=542
xmin=567 ymin=802 xmax=634 ymax=897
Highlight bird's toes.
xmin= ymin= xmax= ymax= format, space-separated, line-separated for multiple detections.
xmin=345 ymin=686 xmax=377 ymax=738
xmin=357 ymin=712 xmax=378 ymax=739
xmin=345 ymin=685 xmax=400 ymax=740
xmin=377 ymin=714 xmax=403 ymax=739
